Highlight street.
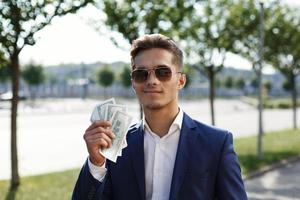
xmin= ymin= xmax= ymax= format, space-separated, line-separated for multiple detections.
xmin=0 ymin=98 xmax=299 ymax=180
xmin=245 ymin=160 xmax=300 ymax=200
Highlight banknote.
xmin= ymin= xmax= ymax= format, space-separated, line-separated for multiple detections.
xmin=90 ymin=107 xmax=100 ymax=122
xmin=104 ymin=104 xmax=127 ymax=121
xmin=117 ymin=140 xmax=127 ymax=157
xmin=115 ymin=139 xmax=127 ymax=157
xmin=101 ymin=110 xmax=133 ymax=162
xmin=90 ymin=98 xmax=115 ymax=122
xmin=90 ymin=98 xmax=132 ymax=162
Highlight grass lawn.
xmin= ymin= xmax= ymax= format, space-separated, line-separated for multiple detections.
xmin=0 ymin=170 xmax=79 ymax=200
xmin=0 ymin=129 xmax=299 ymax=200
xmin=242 ymin=96 xmax=300 ymax=109
xmin=235 ymin=129 xmax=300 ymax=175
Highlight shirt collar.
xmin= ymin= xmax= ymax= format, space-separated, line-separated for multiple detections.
xmin=143 ymin=107 xmax=184 ymax=135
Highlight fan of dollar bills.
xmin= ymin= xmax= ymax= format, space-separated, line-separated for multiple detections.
xmin=90 ymin=98 xmax=133 ymax=163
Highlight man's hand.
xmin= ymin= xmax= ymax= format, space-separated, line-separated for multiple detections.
xmin=83 ymin=120 xmax=115 ymax=166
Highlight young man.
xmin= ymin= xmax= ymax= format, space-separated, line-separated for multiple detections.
xmin=72 ymin=34 xmax=248 ymax=200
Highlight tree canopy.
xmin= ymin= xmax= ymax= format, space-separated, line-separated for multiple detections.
xmin=0 ymin=0 xmax=94 ymax=189
xmin=97 ymin=66 xmax=115 ymax=88
xmin=100 ymin=0 xmax=197 ymax=45
xmin=22 ymin=63 xmax=45 ymax=86
xmin=0 ymin=52 xmax=10 ymax=83
xmin=120 ymin=65 xmax=131 ymax=88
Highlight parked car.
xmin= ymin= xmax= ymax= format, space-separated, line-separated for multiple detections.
xmin=0 ymin=91 xmax=28 ymax=101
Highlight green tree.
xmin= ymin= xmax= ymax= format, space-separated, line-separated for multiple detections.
xmin=120 ymin=66 xmax=131 ymax=88
xmin=184 ymin=0 xmax=234 ymax=125
xmin=99 ymin=0 xmax=197 ymax=119
xmin=100 ymin=0 xmax=243 ymax=126
xmin=0 ymin=0 xmax=94 ymax=189
xmin=182 ymin=65 xmax=193 ymax=89
xmin=215 ymin=78 xmax=222 ymax=88
xmin=263 ymin=81 xmax=272 ymax=102
xmin=283 ymin=79 xmax=292 ymax=91
xmin=263 ymin=81 xmax=272 ymax=94
xmin=236 ymin=77 xmax=246 ymax=90
xmin=100 ymin=0 xmax=196 ymax=45
xmin=251 ymin=76 xmax=259 ymax=90
xmin=224 ymin=0 xmax=278 ymax=68
xmin=225 ymin=0 xmax=300 ymax=157
xmin=0 ymin=64 xmax=10 ymax=84
xmin=22 ymin=64 xmax=45 ymax=100
xmin=224 ymin=76 xmax=234 ymax=89
xmin=265 ymin=4 xmax=300 ymax=130
xmin=0 ymin=65 xmax=10 ymax=83
xmin=0 ymin=52 xmax=10 ymax=83
xmin=224 ymin=0 xmax=278 ymax=159
xmin=97 ymin=66 xmax=115 ymax=88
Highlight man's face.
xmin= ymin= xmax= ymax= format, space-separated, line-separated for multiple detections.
xmin=131 ymin=48 xmax=186 ymax=110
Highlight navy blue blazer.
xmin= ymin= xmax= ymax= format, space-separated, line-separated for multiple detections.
xmin=72 ymin=113 xmax=247 ymax=200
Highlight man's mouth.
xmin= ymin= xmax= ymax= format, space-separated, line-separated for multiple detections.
xmin=143 ymin=90 xmax=162 ymax=93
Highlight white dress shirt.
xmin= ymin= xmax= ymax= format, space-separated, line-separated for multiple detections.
xmin=88 ymin=108 xmax=184 ymax=200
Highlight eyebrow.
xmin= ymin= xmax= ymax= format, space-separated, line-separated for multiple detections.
xmin=134 ymin=64 xmax=170 ymax=70
xmin=156 ymin=65 xmax=170 ymax=68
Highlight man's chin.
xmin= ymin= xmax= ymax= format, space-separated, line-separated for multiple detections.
xmin=143 ymin=102 xmax=164 ymax=110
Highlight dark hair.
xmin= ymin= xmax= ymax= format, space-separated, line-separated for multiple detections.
xmin=130 ymin=34 xmax=183 ymax=69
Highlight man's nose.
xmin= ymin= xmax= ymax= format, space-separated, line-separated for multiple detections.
xmin=146 ymin=70 xmax=159 ymax=85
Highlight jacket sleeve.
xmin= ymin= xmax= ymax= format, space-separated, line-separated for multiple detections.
xmin=215 ymin=132 xmax=248 ymax=200
xmin=72 ymin=160 xmax=112 ymax=200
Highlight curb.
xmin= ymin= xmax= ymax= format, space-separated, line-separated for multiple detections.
xmin=243 ymin=155 xmax=300 ymax=181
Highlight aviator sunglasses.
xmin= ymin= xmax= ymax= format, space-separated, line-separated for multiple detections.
xmin=131 ymin=65 xmax=182 ymax=83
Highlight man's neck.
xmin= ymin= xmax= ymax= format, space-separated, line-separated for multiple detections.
xmin=144 ymin=105 xmax=180 ymax=138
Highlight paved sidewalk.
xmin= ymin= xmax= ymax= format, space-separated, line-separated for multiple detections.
xmin=245 ymin=160 xmax=300 ymax=200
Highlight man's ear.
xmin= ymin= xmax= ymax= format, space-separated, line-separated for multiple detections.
xmin=177 ymin=74 xmax=186 ymax=90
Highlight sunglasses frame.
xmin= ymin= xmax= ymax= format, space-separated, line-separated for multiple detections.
xmin=131 ymin=65 xmax=182 ymax=83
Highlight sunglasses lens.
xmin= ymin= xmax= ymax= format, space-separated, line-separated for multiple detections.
xmin=155 ymin=67 xmax=172 ymax=81
xmin=132 ymin=67 xmax=173 ymax=83
xmin=132 ymin=70 xmax=148 ymax=83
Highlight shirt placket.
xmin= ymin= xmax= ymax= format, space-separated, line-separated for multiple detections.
xmin=152 ymin=137 xmax=163 ymax=200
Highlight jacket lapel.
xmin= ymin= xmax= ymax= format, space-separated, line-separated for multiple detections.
xmin=129 ymin=123 xmax=146 ymax=200
xmin=169 ymin=113 xmax=197 ymax=200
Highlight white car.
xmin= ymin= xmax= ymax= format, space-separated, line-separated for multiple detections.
xmin=0 ymin=91 xmax=27 ymax=101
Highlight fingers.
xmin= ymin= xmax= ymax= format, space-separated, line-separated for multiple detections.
xmin=84 ymin=121 xmax=115 ymax=163
xmin=86 ymin=120 xmax=111 ymax=131
xmin=86 ymin=126 xmax=115 ymax=139
xmin=84 ymin=122 xmax=115 ymax=150
xmin=85 ymin=132 xmax=113 ymax=148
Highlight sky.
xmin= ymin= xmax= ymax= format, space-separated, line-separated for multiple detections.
xmin=20 ymin=5 xmax=129 ymax=66
xmin=19 ymin=0 xmax=300 ymax=74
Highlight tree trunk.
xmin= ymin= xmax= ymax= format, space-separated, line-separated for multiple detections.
xmin=257 ymin=66 xmax=264 ymax=159
xmin=10 ymin=52 xmax=20 ymax=189
xmin=291 ymin=73 xmax=297 ymax=130
xmin=208 ymin=67 xmax=215 ymax=126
